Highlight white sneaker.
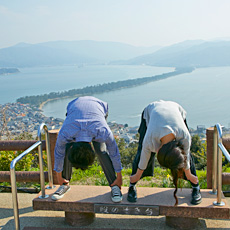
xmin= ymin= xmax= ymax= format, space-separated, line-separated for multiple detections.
xmin=111 ymin=185 xmax=123 ymax=203
xmin=51 ymin=185 xmax=70 ymax=201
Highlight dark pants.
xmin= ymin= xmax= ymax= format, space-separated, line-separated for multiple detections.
xmin=131 ymin=112 xmax=199 ymax=187
xmin=62 ymin=141 xmax=116 ymax=186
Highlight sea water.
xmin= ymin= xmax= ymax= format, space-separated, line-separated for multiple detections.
xmin=42 ymin=67 xmax=230 ymax=129
xmin=1 ymin=65 xmax=230 ymax=129
xmin=0 ymin=65 xmax=173 ymax=104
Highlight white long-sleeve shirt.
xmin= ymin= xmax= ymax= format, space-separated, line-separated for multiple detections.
xmin=138 ymin=100 xmax=191 ymax=170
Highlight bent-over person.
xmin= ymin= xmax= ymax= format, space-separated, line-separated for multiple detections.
xmin=128 ymin=100 xmax=202 ymax=206
xmin=52 ymin=96 xmax=123 ymax=203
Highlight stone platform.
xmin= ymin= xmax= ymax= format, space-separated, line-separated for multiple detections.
xmin=33 ymin=185 xmax=230 ymax=229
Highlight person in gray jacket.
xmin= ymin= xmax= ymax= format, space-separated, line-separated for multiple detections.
xmin=127 ymin=100 xmax=202 ymax=205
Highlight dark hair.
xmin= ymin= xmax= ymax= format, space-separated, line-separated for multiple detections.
xmin=66 ymin=142 xmax=95 ymax=170
xmin=157 ymin=140 xmax=185 ymax=206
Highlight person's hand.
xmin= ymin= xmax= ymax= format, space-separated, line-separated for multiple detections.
xmin=130 ymin=174 xmax=139 ymax=184
xmin=187 ymin=174 xmax=198 ymax=185
xmin=130 ymin=168 xmax=144 ymax=184
xmin=57 ymin=171 xmax=69 ymax=185
xmin=184 ymin=168 xmax=198 ymax=185
xmin=111 ymin=171 xmax=122 ymax=188
xmin=59 ymin=177 xmax=69 ymax=185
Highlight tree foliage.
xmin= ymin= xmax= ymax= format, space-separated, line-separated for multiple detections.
xmin=191 ymin=134 xmax=207 ymax=170
xmin=118 ymin=138 xmax=138 ymax=168
xmin=0 ymin=150 xmax=34 ymax=171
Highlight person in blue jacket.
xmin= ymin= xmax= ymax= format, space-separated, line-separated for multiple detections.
xmin=52 ymin=96 xmax=123 ymax=203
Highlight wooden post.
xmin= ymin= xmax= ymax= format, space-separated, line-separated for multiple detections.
xmin=206 ymin=127 xmax=214 ymax=189
xmin=48 ymin=129 xmax=59 ymax=184
xmin=206 ymin=127 xmax=230 ymax=188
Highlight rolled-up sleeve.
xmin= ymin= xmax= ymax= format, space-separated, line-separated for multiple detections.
xmin=179 ymin=135 xmax=191 ymax=170
xmin=54 ymin=133 xmax=68 ymax=173
xmin=138 ymin=141 xmax=152 ymax=170
xmin=105 ymin=132 xmax=123 ymax=173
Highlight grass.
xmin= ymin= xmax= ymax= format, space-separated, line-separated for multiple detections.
xmin=69 ymin=162 xmax=208 ymax=190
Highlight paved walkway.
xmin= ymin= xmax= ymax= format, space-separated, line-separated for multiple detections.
xmin=0 ymin=192 xmax=230 ymax=230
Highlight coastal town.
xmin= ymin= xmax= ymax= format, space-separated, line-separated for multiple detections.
xmin=0 ymin=102 xmax=140 ymax=142
xmin=0 ymin=102 xmax=214 ymax=142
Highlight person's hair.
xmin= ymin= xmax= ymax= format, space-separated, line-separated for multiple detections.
xmin=157 ymin=140 xmax=185 ymax=206
xmin=66 ymin=142 xmax=95 ymax=170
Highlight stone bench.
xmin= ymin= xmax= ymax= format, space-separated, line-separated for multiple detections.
xmin=33 ymin=185 xmax=230 ymax=229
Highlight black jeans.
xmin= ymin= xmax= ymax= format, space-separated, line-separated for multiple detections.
xmin=62 ymin=141 xmax=117 ymax=186
xmin=131 ymin=111 xmax=199 ymax=187
xmin=62 ymin=113 xmax=117 ymax=186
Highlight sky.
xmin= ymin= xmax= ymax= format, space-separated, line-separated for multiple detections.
xmin=1 ymin=0 xmax=230 ymax=49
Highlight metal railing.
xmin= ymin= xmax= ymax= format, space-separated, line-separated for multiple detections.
xmin=211 ymin=123 xmax=230 ymax=206
xmin=37 ymin=123 xmax=54 ymax=193
xmin=10 ymin=123 xmax=54 ymax=230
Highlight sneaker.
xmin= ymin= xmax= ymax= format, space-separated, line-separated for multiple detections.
xmin=127 ymin=185 xmax=137 ymax=202
xmin=191 ymin=188 xmax=202 ymax=205
xmin=111 ymin=185 xmax=123 ymax=203
xmin=51 ymin=184 xmax=70 ymax=201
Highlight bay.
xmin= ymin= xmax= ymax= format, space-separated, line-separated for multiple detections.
xmin=1 ymin=64 xmax=230 ymax=130
xmin=42 ymin=67 xmax=230 ymax=129
xmin=0 ymin=65 xmax=173 ymax=104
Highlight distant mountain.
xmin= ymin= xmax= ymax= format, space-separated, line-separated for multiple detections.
xmin=0 ymin=44 xmax=96 ymax=68
xmin=0 ymin=40 xmax=161 ymax=68
xmin=40 ymin=40 xmax=161 ymax=61
xmin=3 ymin=39 xmax=230 ymax=68
xmin=115 ymin=40 xmax=230 ymax=67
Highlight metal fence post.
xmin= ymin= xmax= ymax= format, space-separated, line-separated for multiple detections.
xmin=37 ymin=123 xmax=49 ymax=198
xmin=213 ymin=124 xmax=225 ymax=206
xmin=10 ymin=141 xmax=42 ymax=230
xmin=43 ymin=125 xmax=54 ymax=189
xmin=210 ymin=126 xmax=217 ymax=194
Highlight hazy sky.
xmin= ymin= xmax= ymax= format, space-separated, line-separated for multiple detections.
xmin=1 ymin=0 xmax=230 ymax=49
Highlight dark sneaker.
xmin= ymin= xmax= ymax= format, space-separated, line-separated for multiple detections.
xmin=51 ymin=184 xmax=70 ymax=201
xmin=127 ymin=185 xmax=137 ymax=202
xmin=111 ymin=185 xmax=123 ymax=203
xmin=191 ymin=188 xmax=202 ymax=205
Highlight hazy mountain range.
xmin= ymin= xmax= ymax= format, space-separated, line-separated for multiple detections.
xmin=0 ymin=41 xmax=160 ymax=67
xmin=115 ymin=40 xmax=230 ymax=67
xmin=1 ymin=39 xmax=230 ymax=68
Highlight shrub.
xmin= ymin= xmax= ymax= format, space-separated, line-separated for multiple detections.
xmin=0 ymin=150 xmax=47 ymax=171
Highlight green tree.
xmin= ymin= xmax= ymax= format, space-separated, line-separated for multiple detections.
xmin=0 ymin=150 xmax=34 ymax=171
xmin=191 ymin=135 xmax=204 ymax=153
xmin=117 ymin=138 xmax=138 ymax=168
xmin=191 ymin=135 xmax=207 ymax=170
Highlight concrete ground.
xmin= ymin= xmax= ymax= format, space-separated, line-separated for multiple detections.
xmin=0 ymin=192 xmax=230 ymax=230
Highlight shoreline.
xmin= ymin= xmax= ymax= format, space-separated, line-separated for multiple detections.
xmin=39 ymin=94 xmax=81 ymax=110
xmin=39 ymin=97 xmax=61 ymax=110
xmin=39 ymin=99 xmax=52 ymax=110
